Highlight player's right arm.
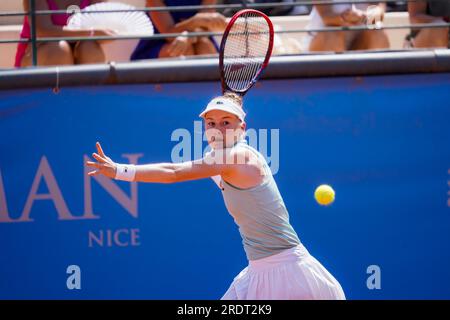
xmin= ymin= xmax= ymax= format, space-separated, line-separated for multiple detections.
xmin=85 ymin=142 xmax=264 ymax=187
xmin=85 ymin=141 xmax=232 ymax=183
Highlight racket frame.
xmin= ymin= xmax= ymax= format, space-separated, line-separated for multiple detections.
xmin=219 ymin=9 xmax=274 ymax=96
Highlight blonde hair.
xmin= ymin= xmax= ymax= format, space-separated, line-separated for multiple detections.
xmin=222 ymin=91 xmax=243 ymax=108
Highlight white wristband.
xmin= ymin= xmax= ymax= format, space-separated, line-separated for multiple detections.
xmin=115 ymin=164 xmax=136 ymax=182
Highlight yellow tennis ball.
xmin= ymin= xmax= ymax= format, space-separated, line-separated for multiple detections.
xmin=314 ymin=185 xmax=335 ymax=206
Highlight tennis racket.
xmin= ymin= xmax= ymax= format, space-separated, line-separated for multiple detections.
xmin=219 ymin=9 xmax=274 ymax=96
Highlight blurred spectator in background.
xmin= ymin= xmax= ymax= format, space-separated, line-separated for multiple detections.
xmin=15 ymin=0 xmax=116 ymax=67
xmin=405 ymin=0 xmax=449 ymax=48
xmin=304 ymin=1 xmax=389 ymax=52
xmin=131 ymin=0 xmax=227 ymax=60
xmin=221 ymin=0 xmax=311 ymax=17
xmin=385 ymin=1 xmax=407 ymax=13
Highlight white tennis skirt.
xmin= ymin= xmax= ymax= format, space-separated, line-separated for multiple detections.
xmin=221 ymin=244 xmax=346 ymax=300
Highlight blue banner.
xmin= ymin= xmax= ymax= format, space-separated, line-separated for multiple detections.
xmin=1 ymin=73 xmax=450 ymax=299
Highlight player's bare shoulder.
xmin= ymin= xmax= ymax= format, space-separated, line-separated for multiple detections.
xmin=222 ymin=146 xmax=266 ymax=186
xmin=230 ymin=145 xmax=265 ymax=174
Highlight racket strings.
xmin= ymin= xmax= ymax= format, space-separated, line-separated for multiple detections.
xmin=225 ymin=15 xmax=267 ymax=90
xmin=223 ymin=12 xmax=271 ymax=92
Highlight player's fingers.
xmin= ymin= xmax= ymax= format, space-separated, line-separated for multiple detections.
xmin=87 ymin=170 xmax=99 ymax=176
xmin=96 ymin=141 xmax=106 ymax=157
xmin=86 ymin=161 xmax=101 ymax=168
xmin=92 ymin=153 xmax=106 ymax=163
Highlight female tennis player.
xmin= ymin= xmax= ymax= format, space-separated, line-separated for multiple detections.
xmin=85 ymin=92 xmax=346 ymax=300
